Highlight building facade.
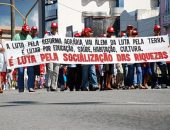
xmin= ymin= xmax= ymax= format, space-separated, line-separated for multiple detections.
xmin=160 ymin=0 xmax=170 ymax=35
xmin=45 ymin=0 xmax=58 ymax=31
xmin=0 ymin=26 xmax=21 ymax=40
xmin=40 ymin=0 xmax=160 ymax=36
xmin=120 ymin=0 xmax=159 ymax=36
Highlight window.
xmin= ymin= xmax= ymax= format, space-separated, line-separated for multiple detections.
xmin=84 ymin=17 xmax=109 ymax=37
xmin=150 ymin=0 xmax=159 ymax=8
xmin=165 ymin=0 xmax=170 ymax=13
xmin=45 ymin=2 xmax=58 ymax=20
xmin=116 ymin=0 xmax=124 ymax=7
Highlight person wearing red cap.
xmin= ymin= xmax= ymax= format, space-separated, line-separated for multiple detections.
xmin=82 ymin=27 xmax=93 ymax=37
xmin=150 ymin=25 xmax=167 ymax=89
xmin=123 ymin=25 xmax=136 ymax=89
xmin=0 ymin=29 xmax=6 ymax=93
xmin=131 ymin=30 xmax=147 ymax=89
xmin=126 ymin=25 xmax=134 ymax=37
xmin=120 ymin=31 xmax=126 ymax=37
xmin=30 ymin=26 xmax=41 ymax=89
xmin=31 ymin=26 xmax=38 ymax=38
xmin=44 ymin=22 xmax=60 ymax=91
xmin=103 ymin=26 xmax=115 ymax=90
xmin=13 ymin=24 xmax=35 ymax=92
xmin=67 ymin=33 xmax=82 ymax=91
xmin=81 ymin=27 xmax=99 ymax=91
xmin=154 ymin=24 xmax=161 ymax=36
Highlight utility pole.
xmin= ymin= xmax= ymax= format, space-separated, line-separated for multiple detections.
xmin=10 ymin=0 xmax=15 ymax=40
xmin=38 ymin=0 xmax=45 ymax=38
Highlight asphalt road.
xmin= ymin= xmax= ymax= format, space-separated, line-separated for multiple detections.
xmin=0 ymin=89 xmax=170 ymax=130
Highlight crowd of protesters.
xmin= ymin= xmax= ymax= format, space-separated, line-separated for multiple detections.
xmin=0 ymin=22 xmax=170 ymax=94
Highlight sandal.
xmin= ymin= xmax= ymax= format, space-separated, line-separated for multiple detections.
xmin=0 ymin=87 xmax=3 ymax=93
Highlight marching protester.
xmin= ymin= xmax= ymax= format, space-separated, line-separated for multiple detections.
xmin=150 ymin=25 xmax=167 ymax=89
xmin=123 ymin=25 xmax=134 ymax=89
xmin=131 ymin=29 xmax=146 ymax=89
xmin=44 ymin=22 xmax=60 ymax=91
xmin=81 ymin=28 xmax=99 ymax=91
xmin=13 ymin=24 xmax=35 ymax=92
xmin=67 ymin=32 xmax=82 ymax=91
xmin=0 ymin=29 xmax=6 ymax=93
xmin=1 ymin=23 xmax=170 ymax=92
xmin=30 ymin=26 xmax=40 ymax=89
xmin=103 ymin=26 xmax=115 ymax=90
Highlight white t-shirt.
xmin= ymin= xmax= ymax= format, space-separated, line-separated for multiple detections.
xmin=0 ymin=39 xmax=7 ymax=72
xmin=44 ymin=32 xmax=59 ymax=38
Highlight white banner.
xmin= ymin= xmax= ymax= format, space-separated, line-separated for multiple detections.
xmin=4 ymin=35 xmax=170 ymax=69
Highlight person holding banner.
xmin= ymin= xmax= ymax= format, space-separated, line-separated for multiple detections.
xmin=81 ymin=28 xmax=99 ymax=91
xmin=44 ymin=22 xmax=60 ymax=91
xmin=0 ymin=29 xmax=6 ymax=93
xmin=13 ymin=24 xmax=35 ymax=92
xmin=122 ymin=25 xmax=133 ymax=89
xmin=31 ymin=26 xmax=40 ymax=89
xmin=103 ymin=26 xmax=115 ymax=90
xmin=67 ymin=32 xmax=82 ymax=91
xmin=150 ymin=25 xmax=167 ymax=89
xmin=125 ymin=25 xmax=136 ymax=89
xmin=131 ymin=29 xmax=146 ymax=89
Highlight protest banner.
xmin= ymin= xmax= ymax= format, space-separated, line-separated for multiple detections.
xmin=4 ymin=35 xmax=170 ymax=69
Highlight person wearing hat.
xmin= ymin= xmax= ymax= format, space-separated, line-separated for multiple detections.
xmin=150 ymin=25 xmax=167 ymax=89
xmin=0 ymin=29 xmax=6 ymax=93
xmin=13 ymin=24 xmax=35 ymax=92
xmin=44 ymin=22 xmax=60 ymax=91
xmin=67 ymin=33 xmax=82 ymax=91
xmin=131 ymin=29 xmax=147 ymax=89
xmin=30 ymin=26 xmax=42 ymax=89
xmin=81 ymin=27 xmax=99 ymax=91
xmin=125 ymin=25 xmax=135 ymax=89
xmin=103 ymin=26 xmax=115 ymax=90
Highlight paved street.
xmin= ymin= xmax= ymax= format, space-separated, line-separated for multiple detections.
xmin=0 ymin=89 xmax=170 ymax=130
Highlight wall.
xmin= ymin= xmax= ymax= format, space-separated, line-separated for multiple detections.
xmin=124 ymin=0 xmax=151 ymax=12
xmin=58 ymin=0 xmax=111 ymax=36
xmin=120 ymin=9 xmax=159 ymax=36
xmin=58 ymin=0 xmax=160 ymax=36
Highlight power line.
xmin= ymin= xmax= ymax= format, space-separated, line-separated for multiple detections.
xmin=58 ymin=2 xmax=82 ymax=13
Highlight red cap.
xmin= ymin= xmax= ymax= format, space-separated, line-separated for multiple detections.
xmin=81 ymin=30 xmax=85 ymax=37
xmin=0 ymin=29 xmax=2 ymax=35
xmin=45 ymin=30 xmax=49 ymax=35
xmin=126 ymin=25 xmax=134 ymax=31
xmin=132 ymin=30 xmax=138 ymax=35
xmin=84 ymin=27 xmax=92 ymax=33
xmin=22 ymin=24 xmax=30 ymax=32
xmin=107 ymin=26 xmax=114 ymax=33
xmin=154 ymin=25 xmax=161 ymax=31
xmin=74 ymin=32 xmax=81 ymax=37
xmin=120 ymin=32 xmax=126 ymax=37
xmin=51 ymin=22 xmax=58 ymax=28
xmin=31 ymin=26 xmax=37 ymax=31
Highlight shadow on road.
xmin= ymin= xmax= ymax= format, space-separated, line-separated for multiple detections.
xmin=1 ymin=101 xmax=170 ymax=108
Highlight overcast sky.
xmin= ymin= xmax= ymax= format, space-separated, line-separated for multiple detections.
xmin=0 ymin=0 xmax=38 ymax=27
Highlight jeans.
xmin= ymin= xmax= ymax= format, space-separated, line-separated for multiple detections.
xmin=133 ymin=64 xmax=143 ymax=85
xmin=123 ymin=64 xmax=128 ymax=86
xmin=81 ymin=65 xmax=98 ymax=89
xmin=17 ymin=66 xmax=35 ymax=90
xmin=46 ymin=63 xmax=59 ymax=89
